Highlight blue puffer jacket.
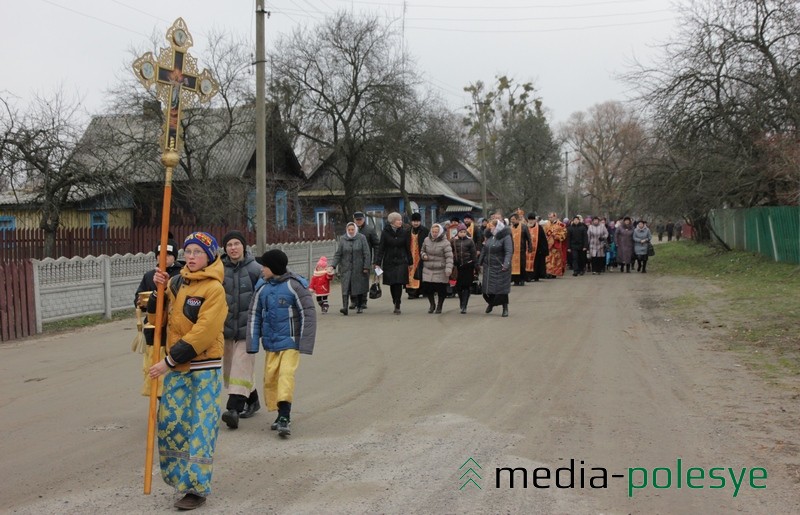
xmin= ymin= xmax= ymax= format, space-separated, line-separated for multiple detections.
xmin=246 ymin=271 xmax=317 ymax=355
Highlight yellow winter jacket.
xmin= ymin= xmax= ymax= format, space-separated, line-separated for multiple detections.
xmin=148 ymin=257 xmax=226 ymax=372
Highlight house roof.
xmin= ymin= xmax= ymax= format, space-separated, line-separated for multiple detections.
xmin=76 ymin=103 xmax=300 ymax=184
xmin=300 ymin=164 xmax=481 ymax=209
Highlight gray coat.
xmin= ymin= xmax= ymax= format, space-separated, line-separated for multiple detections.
xmin=420 ymin=231 xmax=453 ymax=284
xmin=479 ymin=226 xmax=513 ymax=295
xmin=222 ymin=250 xmax=263 ymax=341
xmin=615 ymin=224 xmax=635 ymax=264
xmin=587 ymin=223 xmax=609 ymax=258
xmin=330 ymin=233 xmax=371 ymax=296
xmin=633 ymin=227 xmax=652 ymax=256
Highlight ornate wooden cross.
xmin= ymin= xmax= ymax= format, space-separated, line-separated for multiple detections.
xmin=132 ymin=18 xmax=218 ymax=151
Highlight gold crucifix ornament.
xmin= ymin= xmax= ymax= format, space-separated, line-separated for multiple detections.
xmin=132 ymin=18 xmax=218 ymax=152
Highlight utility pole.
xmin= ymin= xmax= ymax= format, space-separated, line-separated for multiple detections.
xmin=476 ymin=102 xmax=488 ymax=216
xmin=255 ymin=0 xmax=268 ymax=253
xmin=564 ymin=150 xmax=569 ymax=218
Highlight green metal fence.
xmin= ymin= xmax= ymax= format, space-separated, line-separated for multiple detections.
xmin=709 ymin=207 xmax=800 ymax=264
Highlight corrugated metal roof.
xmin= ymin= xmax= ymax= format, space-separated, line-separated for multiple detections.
xmin=75 ymin=104 xmax=284 ymax=183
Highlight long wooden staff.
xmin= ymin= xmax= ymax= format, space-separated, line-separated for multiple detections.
xmin=144 ymin=149 xmax=179 ymax=494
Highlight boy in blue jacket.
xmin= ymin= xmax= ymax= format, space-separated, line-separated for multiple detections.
xmin=247 ymin=249 xmax=316 ymax=437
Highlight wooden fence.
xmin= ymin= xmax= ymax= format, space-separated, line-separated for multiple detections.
xmin=0 ymin=260 xmax=36 ymax=342
xmin=0 ymin=223 xmax=334 ymax=261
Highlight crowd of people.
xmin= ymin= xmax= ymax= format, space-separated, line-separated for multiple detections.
xmin=131 ymin=209 xmax=661 ymax=510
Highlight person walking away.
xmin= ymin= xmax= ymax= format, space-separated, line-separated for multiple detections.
xmin=665 ymin=221 xmax=675 ymax=242
xmin=135 ymin=239 xmax=182 ymax=398
xmin=329 ymin=222 xmax=371 ymax=315
xmin=615 ymin=217 xmax=635 ymax=273
xmin=633 ymin=220 xmax=653 ymax=273
xmin=587 ymin=217 xmax=609 ymax=274
xmin=420 ymin=223 xmax=454 ymax=314
xmin=351 ymin=211 xmax=379 ymax=309
xmin=567 ymin=215 xmax=589 ymax=276
xmin=479 ymin=219 xmax=513 ymax=317
xmin=374 ymin=211 xmax=412 ymax=314
xmin=452 ymin=223 xmax=477 ymax=313
xmin=405 ymin=212 xmax=429 ymax=299
xmin=656 ymin=221 xmax=665 ymax=242
xmin=247 ymin=249 xmax=316 ymax=438
xmin=508 ymin=211 xmax=532 ymax=286
xmin=606 ymin=221 xmax=618 ymax=271
xmin=309 ymin=256 xmax=334 ymax=313
xmin=219 ymin=230 xmax=263 ymax=430
xmin=675 ymin=220 xmax=683 ymax=241
xmin=147 ymin=232 xmax=226 ymax=511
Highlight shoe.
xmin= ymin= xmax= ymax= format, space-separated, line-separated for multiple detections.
xmin=349 ymin=302 xmax=356 ymax=309
xmin=572 ymin=272 xmax=578 ymax=277
xmin=502 ymin=305 xmax=509 ymax=317
xmin=460 ymin=308 xmax=466 ymax=314
xmin=340 ymin=308 xmax=348 ymax=315
xmin=642 ymin=269 xmax=647 ymax=273
xmin=361 ymin=304 xmax=367 ymax=310
xmin=277 ymin=416 xmax=291 ymax=436
xmin=435 ymin=308 xmax=442 ymax=314
xmin=240 ymin=399 xmax=260 ymax=419
xmin=321 ymin=306 xmax=328 ymax=314
xmin=356 ymin=306 xmax=363 ymax=314
xmin=393 ymin=307 xmax=401 ymax=315
xmin=592 ymin=272 xmax=598 ymax=275
xmin=485 ymin=305 xmax=493 ymax=313
xmin=174 ymin=493 xmax=206 ymax=510
xmin=270 ymin=415 xmax=280 ymax=430
xmin=579 ymin=271 xmax=585 ymax=276
xmin=221 ymin=409 xmax=239 ymax=429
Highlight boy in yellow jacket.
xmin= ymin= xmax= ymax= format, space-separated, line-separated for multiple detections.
xmin=148 ymin=232 xmax=226 ymax=511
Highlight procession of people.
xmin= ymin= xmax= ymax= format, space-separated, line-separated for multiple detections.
xmin=134 ymin=208 xmax=660 ymax=510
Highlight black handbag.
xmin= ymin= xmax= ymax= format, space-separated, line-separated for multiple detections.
xmin=369 ymin=279 xmax=382 ymax=299
xmin=647 ymin=242 xmax=655 ymax=257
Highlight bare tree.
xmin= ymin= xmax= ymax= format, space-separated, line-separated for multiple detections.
xmin=0 ymin=89 xmax=129 ymax=257
xmin=271 ymin=11 xmax=409 ymax=218
xmin=561 ymin=101 xmax=651 ymax=219
xmin=371 ymin=87 xmax=466 ymax=215
xmin=627 ymin=0 xmax=800 ymax=238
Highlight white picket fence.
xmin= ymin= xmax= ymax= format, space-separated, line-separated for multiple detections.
xmin=31 ymin=239 xmax=337 ymax=332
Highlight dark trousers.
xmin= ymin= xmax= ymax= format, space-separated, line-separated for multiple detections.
xmin=591 ymin=256 xmax=605 ymax=273
xmin=390 ymin=284 xmax=403 ymax=306
xmin=425 ymin=283 xmax=448 ymax=310
xmin=570 ymin=248 xmax=586 ymax=273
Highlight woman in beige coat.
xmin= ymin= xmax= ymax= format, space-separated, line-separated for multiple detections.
xmin=420 ymin=223 xmax=454 ymax=314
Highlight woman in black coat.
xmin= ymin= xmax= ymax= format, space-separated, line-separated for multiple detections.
xmin=451 ymin=223 xmax=477 ymax=314
xmin=374 ymin=212 xmax=412 ymax=314
xmin=479 ymin=219 xmax=513 ymax=317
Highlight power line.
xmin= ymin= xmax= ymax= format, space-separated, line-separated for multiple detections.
xmin=325 ymin=0 xmax=653 ymax=10
xmin=39 ymin=0 xmax=151 ymax=38
xmin=406 ymin=17 xmax=675 ymax=33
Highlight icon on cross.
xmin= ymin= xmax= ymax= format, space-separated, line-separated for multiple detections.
xmin=132 ymin=18 xmax=218 ymax=151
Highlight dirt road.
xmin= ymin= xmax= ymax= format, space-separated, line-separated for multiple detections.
xmin=1 ymin=270 xmax=798 ymax=514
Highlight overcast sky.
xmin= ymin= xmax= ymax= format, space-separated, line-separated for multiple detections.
xmin=1 ymin=0 xmax=679 ymax=125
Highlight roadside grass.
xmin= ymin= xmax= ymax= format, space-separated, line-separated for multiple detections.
xmin=656 ymin=241 xmax=800 ymax=381
xmin=43 ymin=308 xmax=135 ymax=334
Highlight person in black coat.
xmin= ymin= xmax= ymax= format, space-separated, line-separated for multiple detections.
xmin=566 ymin=215 xmax=589 ymax=276
xmin=374 ymin=212 xmax=412 ymax=314
xmin=451 ymin=223 xmax=477 ymax=314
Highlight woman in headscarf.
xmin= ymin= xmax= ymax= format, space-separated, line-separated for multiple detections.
xmin=614 ymin=216 xmax=635 ymax=273
xmin=374 ymin=212 xmax=412 ymax=314
xmin=633 ymin=220 xmax=653 ymax=273
xmin=479 ymin=219 xmax=513 ymax=317
xmin=420 ymin=223 xmax=454 ymax=314
xmin=328 ymin=222 xmax=371 ymax=315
